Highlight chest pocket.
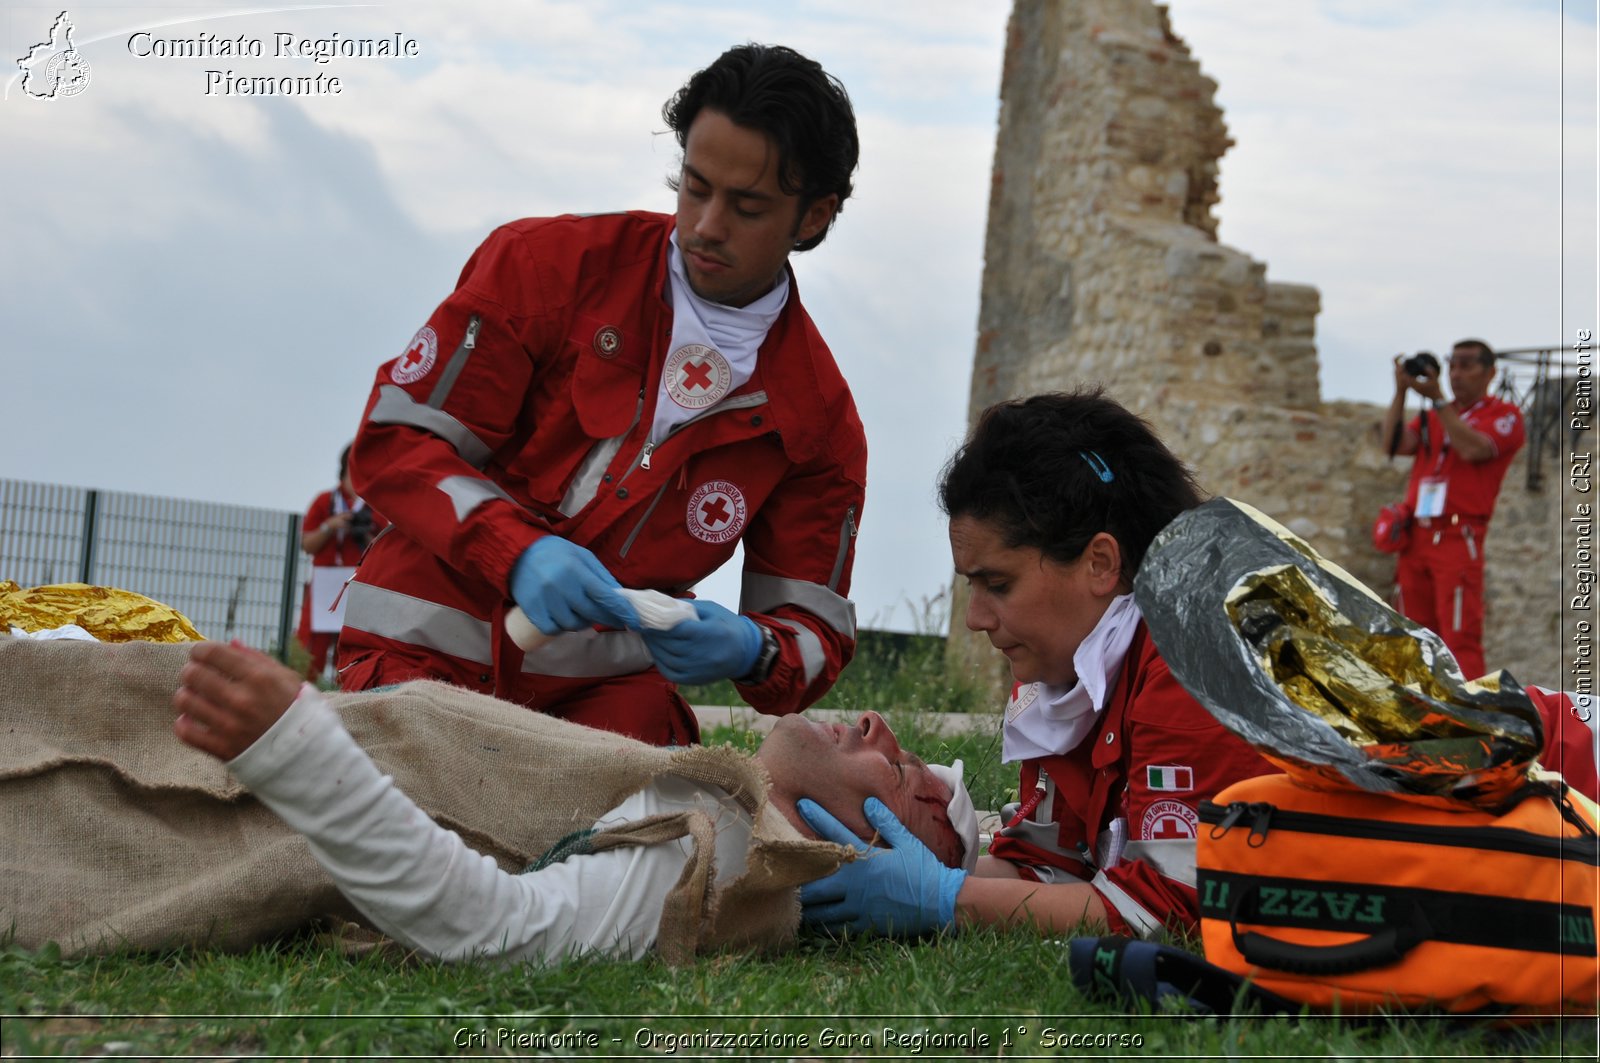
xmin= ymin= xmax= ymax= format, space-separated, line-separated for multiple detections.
xmin=569 ymin=314 xmax=648 ymax=440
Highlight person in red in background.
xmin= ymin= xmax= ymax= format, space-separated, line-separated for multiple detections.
xmin=1381 ymin=339 xmax=1525 ymax=679
xmin=336 ymin=45 xmax=865 ymax=745
xmin=799 ymin=390 xmax=1275 ymax=941
xmin=296 ymin=444 xmax=386 ymax=682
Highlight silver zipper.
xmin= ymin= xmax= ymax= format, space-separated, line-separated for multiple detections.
xmin=828 ymin=504 xmax=858 ymax=591
xmin=623 ymin=392 xmax=769 ymax=484
xmin=428 ymin=314 xmax=484 ymax=409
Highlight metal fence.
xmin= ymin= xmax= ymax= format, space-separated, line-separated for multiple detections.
xmin=1492 ymin=345 xmax=1589 ymax=490
xmin=1 ymin=343 xmax=1582 ymax=653
xmin=0 ymin=478 xmax=307 ymax=657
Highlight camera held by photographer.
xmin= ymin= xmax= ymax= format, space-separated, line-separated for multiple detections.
xmin=1377 ymin=340 xmax=1524 ymax=679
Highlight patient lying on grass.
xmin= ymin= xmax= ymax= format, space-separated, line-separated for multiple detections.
xmin=167 ymin=640 xmax=976 ymax=964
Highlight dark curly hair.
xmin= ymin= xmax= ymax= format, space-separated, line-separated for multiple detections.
xmin=939 ymin=389 xmax=1205 ymax=582
xmin=662 ymin=43 xmax=858 ymax=252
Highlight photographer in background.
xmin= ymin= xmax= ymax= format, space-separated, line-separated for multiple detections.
xmin=1379 ymin=340 xmax=1524 ymax=678
xmin=296 ymin=443 xmax=386 ymax=682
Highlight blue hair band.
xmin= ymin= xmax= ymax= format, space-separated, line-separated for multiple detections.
xmin=1079 ymin=450 xmax=1114 ymax=483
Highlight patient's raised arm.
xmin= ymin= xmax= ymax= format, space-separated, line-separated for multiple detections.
xmin=172 ymin=640 xmax=302 ymax=761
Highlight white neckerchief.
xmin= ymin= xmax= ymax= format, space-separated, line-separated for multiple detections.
xmin=1002 ymin=593 xmax=1143 ymax=764
xmin=650 ymin=231 xmax=788 ymax=445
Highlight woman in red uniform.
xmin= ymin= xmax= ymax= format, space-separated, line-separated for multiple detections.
xmin=799 ymin=389 xmax=1273 ymax=938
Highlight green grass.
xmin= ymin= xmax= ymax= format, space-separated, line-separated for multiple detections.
xmin=4 ymin=643 xmax=1595 ymax=1059
xmin=3 ymin=933 xmax=1589 ymax=1059
xmin=680 ymin=629 xmax=997 ymax=719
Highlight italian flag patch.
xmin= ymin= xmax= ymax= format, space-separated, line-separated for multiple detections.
xmin=1146 ymin=765 xmax=1194 ymax=792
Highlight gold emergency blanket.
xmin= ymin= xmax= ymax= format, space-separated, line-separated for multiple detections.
xmin=1135 ymin=499 xmax=1543 ymax=812
xmin=0 ymin=581 xmax=204 ymax=642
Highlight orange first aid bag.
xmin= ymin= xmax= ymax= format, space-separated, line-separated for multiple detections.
xmin=1197 ymin=773 xmax=1600 ymax=1015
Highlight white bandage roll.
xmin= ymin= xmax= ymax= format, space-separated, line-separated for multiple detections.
xmin=618 ymin=587 xmax=698 ymax=630
xmin=504 ymin=605 xmax=556 ymax=652
xmin=505 ymin=589 xmax=698 ymax=652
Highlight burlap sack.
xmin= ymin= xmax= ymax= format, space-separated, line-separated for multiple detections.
xmin=0 ymin=636 xmax=847 ymax=964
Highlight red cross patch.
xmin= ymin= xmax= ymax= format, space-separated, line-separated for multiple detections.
xmin=593 ymin=325 xmax=622 ymax=359
xmin=1140 ymin=799 xmax=1198 ymax=841
xmin=686 ymin=479 xmax=748 ymax=545
xmin=391 ymin=326 xmax=438 ymax=385
xmin=665 ymin=343 xmax=731 ymax=410
xmin=1006 ymin=682 xmax=1041 ymax=724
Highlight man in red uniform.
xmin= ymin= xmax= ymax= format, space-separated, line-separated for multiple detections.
xmin=296 ymin=444 xmax=385 ymax=682
xmin=1381 ymin=339 xmax=1525 ymax=679
xmin=337 ymin=44 xmax=866 ymax=745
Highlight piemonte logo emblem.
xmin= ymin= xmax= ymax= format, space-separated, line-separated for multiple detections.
xmin=17 ymin=11 xmax=92 ymax=100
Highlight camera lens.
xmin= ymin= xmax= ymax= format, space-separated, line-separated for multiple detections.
xmin=1402 ymin=352 xmax=1439 ymax=379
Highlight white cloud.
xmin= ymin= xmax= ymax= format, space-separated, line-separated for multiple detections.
xmin=2 ymin=0 xmax=1593 ymax=632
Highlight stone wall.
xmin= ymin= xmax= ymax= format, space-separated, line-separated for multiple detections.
xmin=951 ymin=0 xmax=1583 ymax=701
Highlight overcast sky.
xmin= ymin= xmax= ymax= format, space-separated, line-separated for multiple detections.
xmin=2 ymin=1 xmax=1595 ymax=632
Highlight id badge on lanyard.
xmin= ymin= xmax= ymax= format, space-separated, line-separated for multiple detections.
xmin=1416 ymin=477 xmax=1448 ymax=519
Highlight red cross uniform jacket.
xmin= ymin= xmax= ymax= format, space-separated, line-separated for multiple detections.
xmin=987 ymin=623 xmax=1274 ymax=936
xmin=1402 ymin=395 xmax=1525 ymax=522
xmin=337 ymin=212 xmax=866 ymax=737
xmin=1529 ymin=686 xmax=1600 ymax=803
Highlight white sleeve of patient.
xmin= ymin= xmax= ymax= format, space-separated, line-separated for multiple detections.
xmin=228 ymin=688 xmax=746 ymax=963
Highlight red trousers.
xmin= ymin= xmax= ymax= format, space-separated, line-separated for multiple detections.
xmin=1395 ymin=522 xmax=1487 ymax=679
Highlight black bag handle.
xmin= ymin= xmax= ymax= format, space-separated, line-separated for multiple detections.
xmin=1229 ymin=887 xmax=1432 ymax=976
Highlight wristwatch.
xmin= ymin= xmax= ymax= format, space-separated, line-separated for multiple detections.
xmin=741 ymin=625 xmax=781 ymax=684
xmin=1431 ymin=399 xmax=1446 ymax=411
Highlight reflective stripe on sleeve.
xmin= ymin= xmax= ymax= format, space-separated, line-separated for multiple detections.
xmin=771 ymin=617 xmax=826 ymax=685
xmin=741 ymin=572 xmax=856 ymax=639
xmin=344 ymin=581 xmax=654 ymax=678
xmin=342 ymin=581 xmax=494 ymax=665
xmin=1088 ymin=870 xmax=1163 ymax=937
xmin=437 ymin=475 xmax=517 ymax=523
xmin=1119 ymin=839 xmax=1197 ymax=887
xmin=368 ymin=385 xmax=494 ymax=467
xmin=519 ymin=627 xmax=653 ymax=678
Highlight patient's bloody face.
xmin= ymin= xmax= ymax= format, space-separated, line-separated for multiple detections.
xmin=756 ymin=712 xmax=959 ymax=867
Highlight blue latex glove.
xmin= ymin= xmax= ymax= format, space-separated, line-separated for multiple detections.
xmin=509 ymin=537 xmax=639 ymax=635
xmin=797 ymin=796 xmax=967 ymax=937
xmin=639 ymin=599 xmax=762 ymax=685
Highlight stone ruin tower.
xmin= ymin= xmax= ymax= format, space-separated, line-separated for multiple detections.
xmin=950 ymin=0 xmax=1572 ymax=693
